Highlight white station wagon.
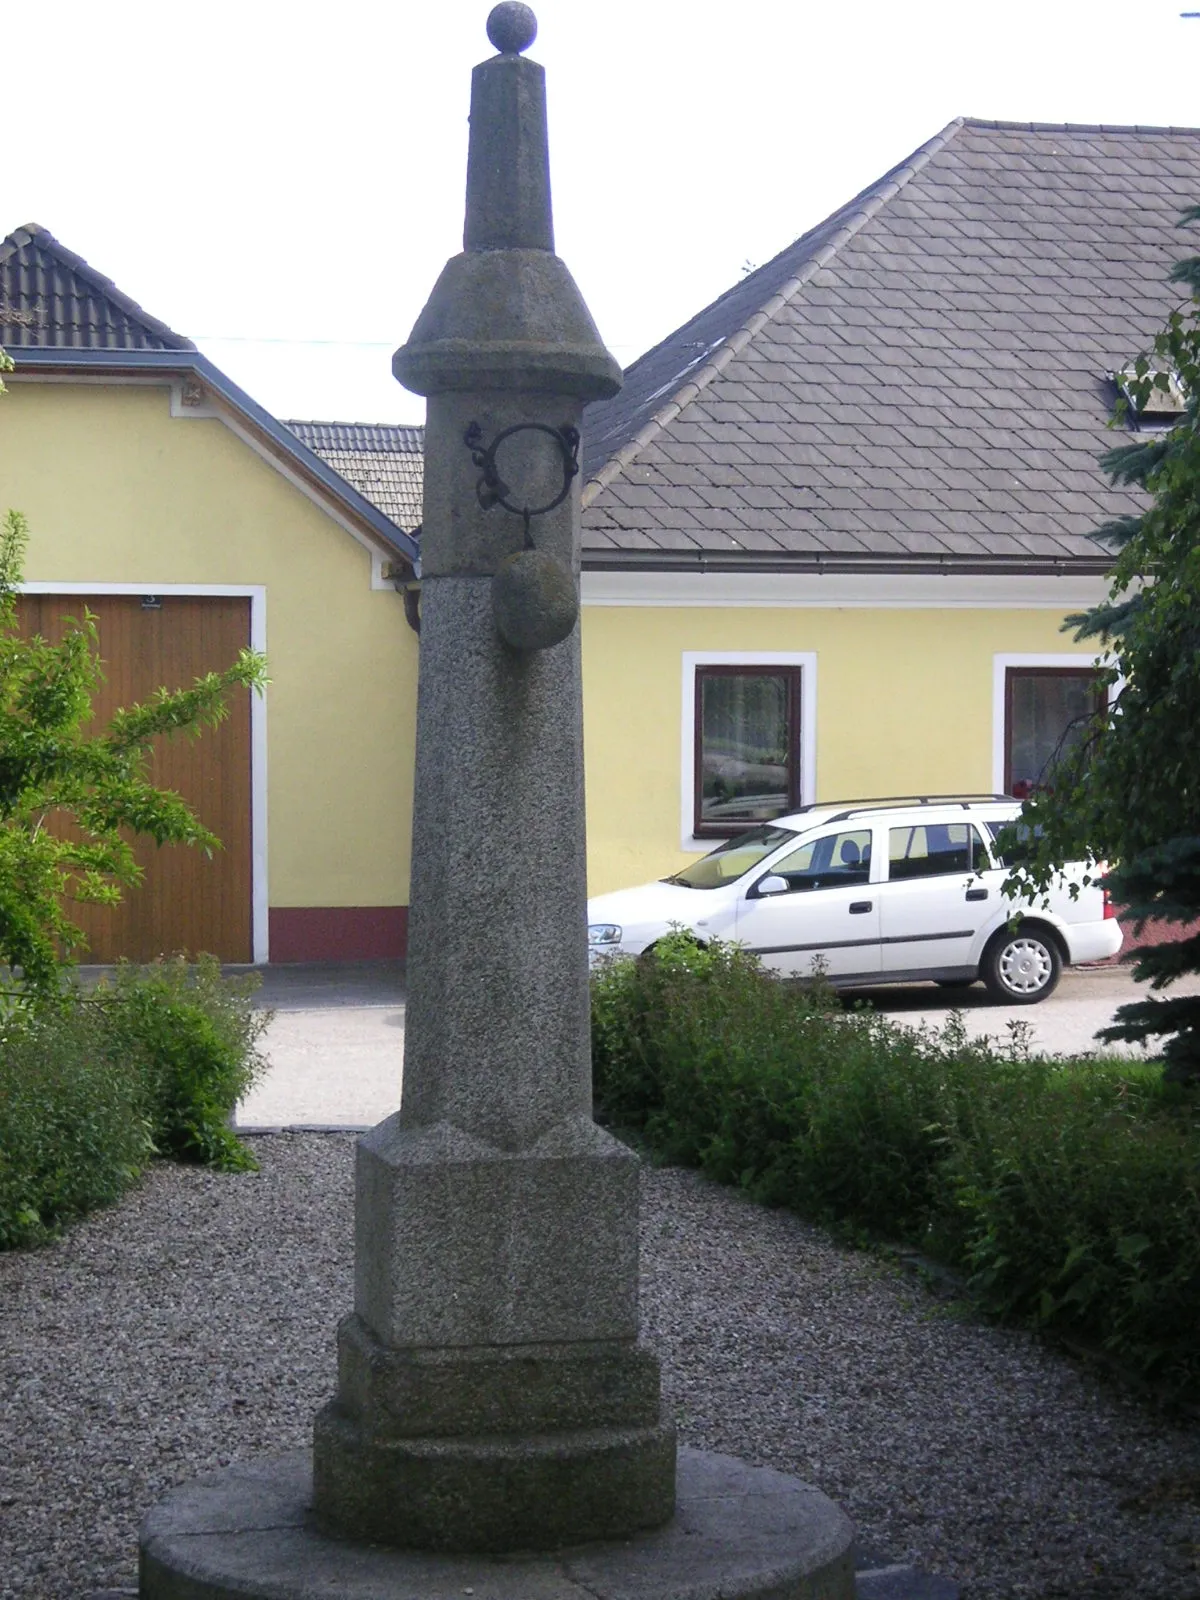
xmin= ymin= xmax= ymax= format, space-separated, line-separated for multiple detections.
xmin=587 ymin=796 xmax=1122 ymax=1004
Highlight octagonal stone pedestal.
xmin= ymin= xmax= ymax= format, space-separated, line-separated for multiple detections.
xmin=139 ymin=1446 xmax=856 ymax=1600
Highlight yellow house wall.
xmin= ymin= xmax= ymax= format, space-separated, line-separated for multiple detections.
xmin=0 ymin=379 xmax=1096 ymax=927
xmin=0 ymin=380 xmax=418 ymax=910
xmin=580 ymin=604 xmax=1088 ymax=895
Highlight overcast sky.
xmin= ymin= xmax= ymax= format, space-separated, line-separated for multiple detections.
xmin=6 ymin=0 xmax=1199 ymax=425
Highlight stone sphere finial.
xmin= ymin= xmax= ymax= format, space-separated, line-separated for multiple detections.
xmin=487 ymin=2 xmax=537 ymax=54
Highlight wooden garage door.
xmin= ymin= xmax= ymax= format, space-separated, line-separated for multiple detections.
xmin=15 ymin=594 xmax=253 ymax=964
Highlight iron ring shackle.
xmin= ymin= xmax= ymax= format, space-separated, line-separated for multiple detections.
xmin=465 ymin=420 xmax=581 ymax=536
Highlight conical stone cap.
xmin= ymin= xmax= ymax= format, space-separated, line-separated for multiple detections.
xmin=394 ymin=6 xmax=621 ymax=400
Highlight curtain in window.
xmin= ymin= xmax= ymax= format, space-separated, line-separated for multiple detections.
xmin=699 ymin=671 xmax=792 ymax=825
xmin=1008 ymin=671 xmax=1100 ymax=796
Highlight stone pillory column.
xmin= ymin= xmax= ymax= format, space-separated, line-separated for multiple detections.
xmin=137 ymin=11 xmax=859 ymax=1596
xmin=309 ymin=0 xmax=676 ymax=1553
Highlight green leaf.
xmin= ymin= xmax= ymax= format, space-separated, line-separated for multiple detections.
xmin=1115 ymin=1233 xmax=1152 ymax=1264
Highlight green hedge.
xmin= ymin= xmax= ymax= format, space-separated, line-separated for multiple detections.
xmin=97 ymin=956 xmax=269 ymax=1170
xmin=0 ymin=1001 xmax=151 ymax=1249
xmin=591 ymin=935 xmax=1200 ymax=1395
xmin=0 ymin=956 xmax=270 ymax=1249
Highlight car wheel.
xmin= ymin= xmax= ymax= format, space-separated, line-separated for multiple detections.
xmin=982 ymin=925 xmax=1062 ymax=1004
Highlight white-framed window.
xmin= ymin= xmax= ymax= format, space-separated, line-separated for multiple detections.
xmin=680 ymin=652 xmax=817 ymax=849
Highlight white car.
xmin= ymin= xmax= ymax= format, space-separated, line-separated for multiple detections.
xmin=587 ymin=796 xmax=1122 ymax=1004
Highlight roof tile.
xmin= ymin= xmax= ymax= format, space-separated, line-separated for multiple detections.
xmin=284 ymin=421 xmax=425 ymax=529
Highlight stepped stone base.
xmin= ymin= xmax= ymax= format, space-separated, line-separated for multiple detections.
xmin=139 ymin=1446 xmax=856 ymax=1600
xmin=312 ymin=1315 xmax=676 ymax=1550
xmin=313 ymin=1399 xmax=677 ymax=1551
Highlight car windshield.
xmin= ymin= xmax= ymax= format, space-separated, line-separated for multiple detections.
xmin=666 ymin=825 xmax=798 ymax=890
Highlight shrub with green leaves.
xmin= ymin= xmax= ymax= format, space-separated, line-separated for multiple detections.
xmin=95 ymin=955 xmax=270 ymax=1171
xmin=0 ymin=999 xmax=152 ymax=1248
xmin=593 ymin=935 xmax=987 ymax=1238
xmin=0 ymin=508 xmax=267 ymax=996
xmin=591 ymin=935 xmax=1200 ymax=1394
xmin=942 ymin=1064 xmax=1200 ymax=1385
xmin=0 ymin=958 xmax=271 ymax=1248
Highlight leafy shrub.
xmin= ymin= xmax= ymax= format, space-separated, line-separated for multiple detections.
xmin=0 ymin=1000 xmax=152 ymax=1248
xmin=942 ymin=1065 xmax=1200 ymax=1385
xmin=0 ymin=957 xmax=271 ymax=1248
xmin=95 ymin=955 xmax=270 ymax=1171
xmin=591 ymin=936 xmax=1200 ymax=1394
xmin=593 ymin=936 xmax=990 ymax=1237
xmin=0 ymin=509 xmax=268 ymax=999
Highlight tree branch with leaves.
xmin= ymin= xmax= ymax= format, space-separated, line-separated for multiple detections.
xmin=0 ymin=508 xmax=268 ymax=994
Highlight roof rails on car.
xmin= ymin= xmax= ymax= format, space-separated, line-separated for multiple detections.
xmin=796 ymin=794 xmax=1015 ymax=826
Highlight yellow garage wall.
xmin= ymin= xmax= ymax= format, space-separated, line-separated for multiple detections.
xmin=580 ymin=604 xmax=1090 ymax=895
xmin=0 ymin=380 xmax=417 ymax=909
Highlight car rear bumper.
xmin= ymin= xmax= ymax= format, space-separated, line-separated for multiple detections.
xmin=1064 ymin=920 xmax=1124 ymax=965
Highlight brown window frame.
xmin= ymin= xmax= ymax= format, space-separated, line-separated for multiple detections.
xmin=1004 ymin=667 xmax=1105 ymax=797
xmin=693 ymin=665 xmax=803 ymax=839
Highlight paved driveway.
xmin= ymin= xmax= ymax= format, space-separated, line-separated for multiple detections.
xmin=846 ymin=964 xmax=1200 ymax=1057
xmin=235 ymin=961 xmax=1198 ymax=1130
xmin=237 ymin=962 xmax=405 ymax=1129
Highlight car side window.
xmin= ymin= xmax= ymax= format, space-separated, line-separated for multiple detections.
xmin=763 ymin=829 xmax=872 ymax=893
xmin=887 ymin=823 xmax=988 ymax=881
xmin=984 ymin=817 xmax=1038 ymax=868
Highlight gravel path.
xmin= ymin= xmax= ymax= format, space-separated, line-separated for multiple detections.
xmin=1 ymin=1134 xmax=1198 ymax=1600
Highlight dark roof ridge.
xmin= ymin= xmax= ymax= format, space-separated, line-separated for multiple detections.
xmin=962 ymin=116 xmax=1200 ymax=136
xmin=284 ymin=418 xmax=424 ymax=440
xmin=582 ymin=117 xmax=967 ymax=507
xmin=0 ymin=222 xmax=195 ymax=351
xmin=283 ymin=417 xmax=423 ymax=430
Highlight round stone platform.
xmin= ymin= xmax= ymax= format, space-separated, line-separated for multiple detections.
xmin=139 ymin=1446 xmax=855 ymax=1600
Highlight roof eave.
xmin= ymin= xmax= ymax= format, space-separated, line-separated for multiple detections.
xmin=580 ymin=549 xmax=1112 ymax=578
xmin=4 ymin=346 xmax=419 ymax=566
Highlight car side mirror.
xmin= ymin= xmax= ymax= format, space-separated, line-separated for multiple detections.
xmin=756 ymin=874 xmax=789 ymax=896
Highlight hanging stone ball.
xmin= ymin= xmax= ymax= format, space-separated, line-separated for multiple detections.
xmin=492 ymin=548 xmax=577 ymax=651
xmin=487 ymin=1 xmax=537 ymax=54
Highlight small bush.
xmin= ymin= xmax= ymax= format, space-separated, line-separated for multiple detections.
xmin=591 ymin=936 xmax=1200 ymax=1394
xmin=95 ymin=955 xmax=270 ymax=1171
xmin=943 ymin=1065 xmax=1200 ymax=1385
xmin=592 ymin=936 xmax=993 ymax=1237
xmin=0 ymin=957 xmax=271 ymax=1248
xmin=0 ymin=1001 xmax=152 ymax=1248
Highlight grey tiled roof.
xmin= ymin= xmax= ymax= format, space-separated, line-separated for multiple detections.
xmin=581 ymin=119 xmax=1200 ymax=570
xmin=284 ymin=420 xmax=425 ymax=530
xmin=0 ymin=223 xmax=195 ymax=351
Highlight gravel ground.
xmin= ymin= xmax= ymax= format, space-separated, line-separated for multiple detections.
xmin=1 ymin=1134 xmax=1198 ymax=1600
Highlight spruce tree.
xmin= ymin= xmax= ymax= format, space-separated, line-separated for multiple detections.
xmin=1007 ymin=208 xmax=1200 ymax=1083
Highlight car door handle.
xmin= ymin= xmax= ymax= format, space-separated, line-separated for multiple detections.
xmin=965 ymin=887 xmax=989 ymax=902
xmin=849 ymin=901 xmax=873 ymax=914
